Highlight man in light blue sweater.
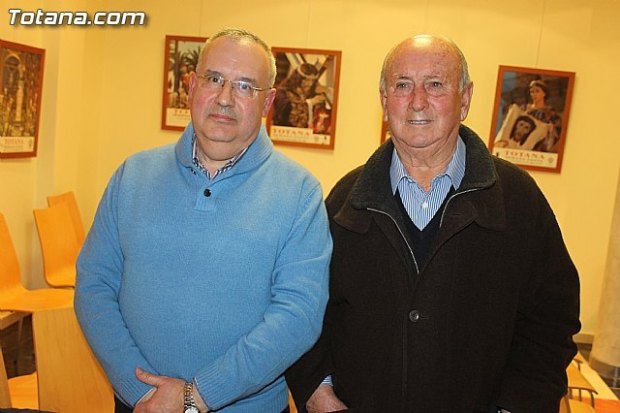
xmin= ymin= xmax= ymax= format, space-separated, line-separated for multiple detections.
xmin=75 ymin=28 xmax=332 ymax=413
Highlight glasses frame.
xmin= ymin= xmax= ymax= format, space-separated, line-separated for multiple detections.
xmin=195 ymin=73 xmax=268 ymax=99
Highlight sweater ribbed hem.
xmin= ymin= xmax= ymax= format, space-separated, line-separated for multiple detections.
xmin=196 ymin=370 xmax=288 ymax=412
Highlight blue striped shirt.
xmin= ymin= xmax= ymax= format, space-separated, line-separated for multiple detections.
xmin=390 ymin=137 xmax=466 ymax=229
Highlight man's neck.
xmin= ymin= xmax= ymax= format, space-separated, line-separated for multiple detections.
xmin=393 ymin=138 xmax=457 ymax=192
xmin=197 ymin=151 xmax=231 ymax=176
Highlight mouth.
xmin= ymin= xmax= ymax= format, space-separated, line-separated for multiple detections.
xmin=208 ymin=113 xmax=236 ymax=123
xmin=407 ymin=119 xmax=431 ymax=125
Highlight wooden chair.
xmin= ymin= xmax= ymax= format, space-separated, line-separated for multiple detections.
xmin=33 ymin=203 xmax=81 ymax=288
xmin=566 ymin=362 xmax=597 ymax=406
xmin=33 ymin=306 xmax=114 ymax=413
xmin=0 ymin=344 xmax=38 ymax=409
xmin=559 ymin=393 xmax=597 ymax=413
xmin=0 ymin=212 xmax=74 ymax=312
xmin=289 ymin=391 xmax=298 ymax=413
xmin=561 ymin=360 xmax=598 ymax=413
xmin=47 ymin=191 xmax=85 ymax=245
xmin=572 ymin=351 xmax=586 ymax=371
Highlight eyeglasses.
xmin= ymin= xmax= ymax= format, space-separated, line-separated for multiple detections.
xmin=196 ymin=73 xmax=268 ymax=99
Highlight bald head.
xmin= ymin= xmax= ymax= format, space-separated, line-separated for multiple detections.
xmin=380 ymin=35 xmax=471 ymax=93
xmin=197 ymin=28 xmax=277 ymax=87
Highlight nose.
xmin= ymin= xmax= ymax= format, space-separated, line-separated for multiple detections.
xmin=408 ymin=86 xmax=428 ymax=112
xmin=215 ymin=80 xmax=234 ymax=106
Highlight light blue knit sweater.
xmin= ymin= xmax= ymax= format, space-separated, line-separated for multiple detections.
xmin=75 ymin=124 xmax=332 ymax=412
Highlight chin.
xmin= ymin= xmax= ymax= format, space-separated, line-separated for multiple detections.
xmin=202 ymin=126 xmax=236 ymax=141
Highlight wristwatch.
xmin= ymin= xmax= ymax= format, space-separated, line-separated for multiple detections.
xmin=183 ymin=382 xmax=200 ymax=413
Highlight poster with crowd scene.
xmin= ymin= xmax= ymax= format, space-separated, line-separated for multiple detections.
xmin=488 ymin=66 xmax=575 ymax=173
xmin=161 ymin=35 xmax=206 ymax=131
xmin=267 ymin=47 xmax=341 ymax=150
xmin=0 ymin=39 xmax=45 ymax=158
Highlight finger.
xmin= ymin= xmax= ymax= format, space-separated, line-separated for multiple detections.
xmin=135 ymin=367 xmax=162 ymax=387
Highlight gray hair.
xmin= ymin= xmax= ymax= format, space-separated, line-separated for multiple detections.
xmin=379 ymin=34 xmax=471 ymax=93
xmin=197 ymin=28 xmax=277 ymax=87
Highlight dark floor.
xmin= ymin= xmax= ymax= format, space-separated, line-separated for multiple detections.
xmin=1 ymin=316 xmax=619 ymax=399
xmin=1 ymin=314 xmax=36 ymax=378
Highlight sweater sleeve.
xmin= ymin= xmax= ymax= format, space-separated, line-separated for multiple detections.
xmin=496 ymin=196 xmax=580 ymax=412
xmin=74 ymin=165 xmax=158 ymax=407
xmin=193 ymin=183 xmax=332 ymax=410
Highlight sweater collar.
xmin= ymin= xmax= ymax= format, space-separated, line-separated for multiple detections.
xmin=175 ymin=123 xmax=273 ymax=178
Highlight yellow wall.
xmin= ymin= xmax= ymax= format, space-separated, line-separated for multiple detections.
xmin=1 ymin=0 xmax=619 ymax=336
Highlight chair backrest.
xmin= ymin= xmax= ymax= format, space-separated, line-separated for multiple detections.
xmin=46 ymin=191 xmax=85 ymax=245
xmin=33 ymin=203 xmax=80 ymax=288
xmin=0 ymin=213 xmax=23 ymax=294
xmin=33 ymin=306 xmax=114 ymax=413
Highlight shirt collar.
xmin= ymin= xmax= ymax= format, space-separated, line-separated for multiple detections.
xmin=390 ymin=135 xmax=466 ymax=194
xmin=191 ymin=134 xmax=249 ymax=180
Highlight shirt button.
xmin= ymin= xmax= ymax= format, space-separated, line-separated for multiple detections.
xmin=203 ymin=188 xmax=211 ymax=197
xmin=421 ymin=201 xmax=429 ymax=209
xmin=408 ymin=310 xmax=420 ymax=322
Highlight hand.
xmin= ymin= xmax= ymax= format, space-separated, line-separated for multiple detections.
xmin=133 ymin=368 xmax=185 ymax=413
xmin=306 ymin=384 xmax=348 ymax=413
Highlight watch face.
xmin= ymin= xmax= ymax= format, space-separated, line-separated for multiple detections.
xmin=184 ymin=408 xmax=199 ymax=413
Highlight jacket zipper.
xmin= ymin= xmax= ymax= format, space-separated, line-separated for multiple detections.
xmin=367 ymin=187 xmax=483 ymax=411
xmin=439 ymin=188 xmax=482 ymax=227
xmin=367 ymin=207 xmax=419 ymax=274
xmin=367 ymin=207 xmax=417 ymax=412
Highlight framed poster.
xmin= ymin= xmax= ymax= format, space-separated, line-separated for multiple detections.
xmin=488 ymin=65 xmax=575 ymax=173
xmin=0 ymin=39 xmax=45 ymax=158
xmin=267 ymin=47 xmax=341 ymax=150
xmin=161 ymin=35 xmax=206 ymax=131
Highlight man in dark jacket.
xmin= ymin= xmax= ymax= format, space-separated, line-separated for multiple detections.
xmin=286 ymin=34 xmax=580 ymax=413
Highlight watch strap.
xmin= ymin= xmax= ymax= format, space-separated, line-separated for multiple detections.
xmin=183 ymin=382 xmax=199 ymax=412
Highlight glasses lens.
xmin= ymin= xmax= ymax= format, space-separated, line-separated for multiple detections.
xmin=232 ymin=81 xmax=256 ymax=99
xmin=199 ymin=75 xmax=259 ymax=99
xmin=201 ymin=75 xmax=222 ymax=89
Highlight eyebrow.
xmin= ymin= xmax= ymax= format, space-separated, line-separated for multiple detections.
xmin=204 ymin=69 xmax=257 ymax=85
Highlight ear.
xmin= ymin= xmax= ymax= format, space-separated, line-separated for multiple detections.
xmin=188 ymin=72 xmax=197 ymax=101
xmin=460 ymin=82 xmax=474 ymax=121
xmin=262 ymin=88 xmax=277 ymax=117
xmin=380 ymin=88 xmax=389 ymax=121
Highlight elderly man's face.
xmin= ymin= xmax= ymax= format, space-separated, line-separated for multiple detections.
xmin=381 ymin=38 xmax=472 ymax=154
xmin=189 ymin=37 xmax=275 ymax=154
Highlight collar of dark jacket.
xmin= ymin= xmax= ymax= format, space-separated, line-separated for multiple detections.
xmin=334 ymin=124 xmax=506 ymax=233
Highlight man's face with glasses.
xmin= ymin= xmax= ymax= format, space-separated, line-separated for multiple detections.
xmin=189 ymin=37 xmax=275 ymax=159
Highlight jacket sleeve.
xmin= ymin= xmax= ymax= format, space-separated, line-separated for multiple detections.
xmin=286 ymin=297 xmax=337 ymax=412
xmin=285 ymin=178 xmax=353 ymax=413
xmin=497 ymin=197 xmax=580 ymax=412
xmin=74 ymin=164 xmax=158 ymax=407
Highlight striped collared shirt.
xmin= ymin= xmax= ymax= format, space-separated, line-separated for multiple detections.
xmin=390 ymin=136 xmax=466 ymax=230
xmin=192 ymin=134 xmax=248 ymax=180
